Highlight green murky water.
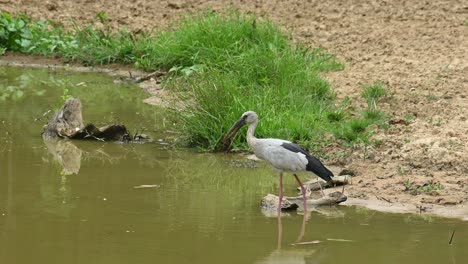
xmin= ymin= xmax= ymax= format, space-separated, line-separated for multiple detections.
xmin=0 ymin=66 xmax=467 ymax=264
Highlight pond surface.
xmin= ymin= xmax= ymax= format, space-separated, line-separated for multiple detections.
xmin=0 ymin=66 xmax=467 ymax=264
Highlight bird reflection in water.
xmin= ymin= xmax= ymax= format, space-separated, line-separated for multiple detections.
xmin=257 ymin=212 xmax=318 ymax=264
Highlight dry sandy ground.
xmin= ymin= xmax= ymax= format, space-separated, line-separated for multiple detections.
xmin=2 ymin=0 xmax=467 ymax=219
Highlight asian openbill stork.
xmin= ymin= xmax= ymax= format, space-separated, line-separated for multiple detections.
xmin=222 ymin=111 xmax=334 ymax=213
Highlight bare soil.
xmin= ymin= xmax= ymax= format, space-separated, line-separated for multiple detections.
xmin=2 ymin=0 xmax=467 ymax=220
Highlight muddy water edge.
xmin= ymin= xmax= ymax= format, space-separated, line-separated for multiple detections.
xmin=0 ymin=66 xmax=467 ymax=264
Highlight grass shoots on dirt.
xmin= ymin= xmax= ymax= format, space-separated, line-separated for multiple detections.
xmin=0 ymin=10 xmax=389 ymax=152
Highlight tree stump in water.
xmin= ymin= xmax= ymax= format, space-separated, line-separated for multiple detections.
xmin=42 ymin=98 xmax=84 ymax=140
xmin=42 ymin=98 xmax=150 ymax=142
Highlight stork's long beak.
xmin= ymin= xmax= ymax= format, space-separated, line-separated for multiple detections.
xmin=222 ymin=117 xmax=247 ymax=150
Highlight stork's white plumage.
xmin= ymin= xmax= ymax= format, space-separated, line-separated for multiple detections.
xmin=223 ymin=111 xmax=334 ymax=213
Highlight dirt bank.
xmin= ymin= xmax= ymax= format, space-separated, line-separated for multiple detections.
xmin=2 ymin=0 xmax=467 ymax=220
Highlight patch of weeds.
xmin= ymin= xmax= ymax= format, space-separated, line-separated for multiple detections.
xmin=0 ymin=11 xmax=138 ymax=65
xmin=333 ymin=151 xmax=348 ymax=159
xmin=332 ymin=118 xmax=372 ymax=142
xmin=361 ymin=81 xmax=387 ymax=109
xmin=448 ymin=140 xmax=461 ymax=147
xmin=404 ymin=113 xmax=416 ymax=122
xmin=426 ymin=94 xmax=438 ymax=101
xmin=326 ymin=110 xmax=346 ymax=122
xmin=418 ymin=182 xmax=444 ymax=193
xmin=330 ymin=82 xmax=389 ymax=146
xmin=428 ymin=116 xmax=443 ymax=126
xmin=403 ymin=179 xmax=414 ymax=190
xmin=397 ymin=167 xmax=409 ymax=175
xmin=355 ymin=82 xmax=388 ymax=137
xmin=349 ymin=118 xmax=371 ymax=133
xmin=404 ymin=179 xmax=444 ymax=195
xmin=0 ymin=12 xmax=33 ymax=52
xmin=362 ymin=109 xmax=386 ymax=121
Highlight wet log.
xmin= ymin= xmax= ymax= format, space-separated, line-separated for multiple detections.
xmin=261 ymin=192 xmax=347 ymax=212
xmin=42 ymin=98 xmax=151 ymax=142
xmin=299 ymin=175 xmax=353 ymax=192
xmin=71 ymin=124 xmax=131 ymax=142
xmin=42 ymin=98 xmax=84 ymax=140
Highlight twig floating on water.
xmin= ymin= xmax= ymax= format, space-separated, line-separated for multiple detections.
xmin=326 ymin=238 xmax=354 ymax=242
xmin=133 ymin=184 xmax=160 ymax=189
xmin=289 ymin=240 xmax=321 ymax=246
xmin=449 ymin=229 xmax=456 ymax=245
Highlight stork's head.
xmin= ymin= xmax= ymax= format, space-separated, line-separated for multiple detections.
xmin=242 ymin=111 xmax=258 ymax=124
xmin=222 ymin=111 xmax=258 ymax=146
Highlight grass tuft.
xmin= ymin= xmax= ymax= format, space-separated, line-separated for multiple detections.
xmin=361 ymin=81 xmax=387 ymax=109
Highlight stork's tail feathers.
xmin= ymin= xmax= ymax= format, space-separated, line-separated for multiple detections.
xmin=305 ymin=156 xmax=334 ymax=182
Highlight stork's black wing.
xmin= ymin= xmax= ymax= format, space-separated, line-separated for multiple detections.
xmin=281 ymin=142 xmax=334 ymax=182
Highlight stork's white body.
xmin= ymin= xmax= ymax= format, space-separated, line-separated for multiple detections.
xmin=248 ymin=137 xmax=309 ymax=173
xmin=245 ymin=116 xmax=333 ymax=179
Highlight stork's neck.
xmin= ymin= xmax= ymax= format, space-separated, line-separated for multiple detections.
xmin=246 ymin=119 xmax=258 ymax=145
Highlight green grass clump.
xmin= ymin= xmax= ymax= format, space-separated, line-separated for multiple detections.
xmin=362 ymin=81 xmax=387 ymax=109
xmin=362 ymin=109 xmax=386 ymax=121
xmin=0 ymin=10 xmax=390 ymax=152
xmin=157 ymin=12 xmax=346 ymax=150
xmin=329 ymin=82 xmax=388 ymax=144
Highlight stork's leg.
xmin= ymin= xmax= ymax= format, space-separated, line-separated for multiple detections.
xmin=318 ymin=182 xmax=326 ymax=197
xmin=278 ymin=172 xmax=284 ymax=214
xmin=294 ymin=174 xmax=307 ymax=213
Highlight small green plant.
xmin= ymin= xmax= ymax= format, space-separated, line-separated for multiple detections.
xmin=403 ymin=179 xmax=414 ymax=190
xmin=60 ymin=88 xmax=72 ymax=101
xmin=397 ymin=167 xmax=409 ymax=175
xmin=448 ymin=140 xmax=460 ymax=147
xmin=361 ymin=81 xmax=387 ymax=109
xmin=428 ymin=116 xmax=443 ymax=126
xmin=0 ymin=12 xmax=33 ymax=52
xmin=426 ymin=95 xmax=438 ymax=101
xmin=404 ymin=113 xmax=416 ymax=122
xmin=362 ymin=109 xmax=386 ymax=121
xmin=417 ymin=182 xmax=444 ymax=193
xmin=326 ymin=110 xmax=346 ymax=122
xmin=332 ymin=118 xmax=372 ymax=143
